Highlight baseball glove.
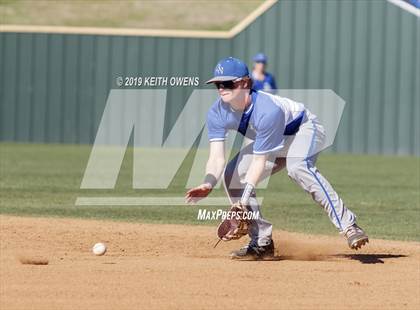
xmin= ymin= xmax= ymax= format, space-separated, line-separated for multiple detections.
xmin=216 ymin=202 xmax=251 ymax=241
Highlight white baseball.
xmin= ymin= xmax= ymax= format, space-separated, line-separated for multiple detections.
xmin=92 ymin=242 xmax=107 ymax=256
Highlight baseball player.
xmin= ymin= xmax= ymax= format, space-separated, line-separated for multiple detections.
xmin=251 ymin=53 xmax=277 ymax=94
xmin=185 ymin=57 xmax=369 ymax=260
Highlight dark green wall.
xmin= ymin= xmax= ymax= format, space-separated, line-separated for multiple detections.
xmin=1 ymin=0 xmax=419 ymax=155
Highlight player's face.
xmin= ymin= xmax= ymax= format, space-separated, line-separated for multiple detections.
xmin=254 ymin=62 xmax=265 ymax=73
xmin=215 ymin=79 xmax=247 ymax=103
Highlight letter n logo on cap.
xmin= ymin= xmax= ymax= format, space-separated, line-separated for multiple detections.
xmin=216 ymin=64 xmax=223 ymax=75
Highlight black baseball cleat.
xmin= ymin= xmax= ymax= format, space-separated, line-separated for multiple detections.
xmin=230 ymin=240 xmax=275 ymax=260
xmin=343 ymin=224 xmax=369 ymax=250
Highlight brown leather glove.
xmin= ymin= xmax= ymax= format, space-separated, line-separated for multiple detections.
xmin=216 ymin=202 xmax=251 ymax=241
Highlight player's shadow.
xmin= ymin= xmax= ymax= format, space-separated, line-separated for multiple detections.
xmin=334 ymin=253 xmax=407 ymax=264
xmin=231 ymin=254 xmax=407 ymax=264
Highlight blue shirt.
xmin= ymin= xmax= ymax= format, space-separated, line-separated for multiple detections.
xmin=207 ymin=90 xmax=306 ymax=154
xmin=251 ymin=72 xmax=277 ymax=94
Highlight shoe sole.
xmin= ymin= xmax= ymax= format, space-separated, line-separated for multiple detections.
xmin=350 ymin=236 xmax=369 ymax=250
xmin=230 ymin=253 xmax=277 ymax=261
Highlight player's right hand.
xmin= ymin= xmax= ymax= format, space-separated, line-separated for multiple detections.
xmin=185 ymin=183 xmax=213 ymax=204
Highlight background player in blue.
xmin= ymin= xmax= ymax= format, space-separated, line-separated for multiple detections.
xmin=251 ymin=53 xmax=277 ymax=94
xmin=185 ymin=57 xmax=369 ymax=260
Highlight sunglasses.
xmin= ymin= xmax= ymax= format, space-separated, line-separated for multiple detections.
xmin=215 ymin=78 xmax=243 ymax=90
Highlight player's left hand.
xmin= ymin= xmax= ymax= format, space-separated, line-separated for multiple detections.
xmin=185 ymin=183 xmax=212 ymax=204
xmin=217 ymin=202 xmax=250 ymax=241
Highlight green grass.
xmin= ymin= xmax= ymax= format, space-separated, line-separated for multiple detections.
xmin=0 ymin=142 xmax=419 ymax=241
xmin=0 ymin=0 xmax=263 ymax=30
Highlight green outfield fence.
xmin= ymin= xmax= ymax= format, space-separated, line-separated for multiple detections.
xmin=0 ymin=0 xmax=419 ymax=155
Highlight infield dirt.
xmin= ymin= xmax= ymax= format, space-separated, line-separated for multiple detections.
xmin=1 ymin=215 xmax=419 ymax=310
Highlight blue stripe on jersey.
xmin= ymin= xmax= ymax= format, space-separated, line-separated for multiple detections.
xmin=237 ymin=104 xmax=254 ymax=136
xmin=284 ymin=111 xmax=305 ymax=135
